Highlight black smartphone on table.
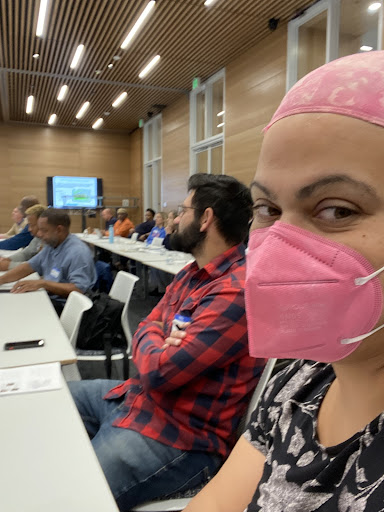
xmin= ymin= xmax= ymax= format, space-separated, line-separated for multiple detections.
xmin=4 ymin=339 xmax=45 ymax=350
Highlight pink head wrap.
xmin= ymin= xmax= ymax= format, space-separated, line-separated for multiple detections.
xmin=266 ymin=50 xmax=384 ymax=131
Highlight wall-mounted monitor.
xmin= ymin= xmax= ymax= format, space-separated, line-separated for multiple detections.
xmin=47 ymin=176 xmax=103 ymax=209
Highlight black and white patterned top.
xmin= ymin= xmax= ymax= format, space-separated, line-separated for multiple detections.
xmin=243 ymin=360 xmax=384 ymax=511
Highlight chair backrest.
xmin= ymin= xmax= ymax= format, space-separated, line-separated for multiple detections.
xmin=238 ymin=358 xmax=277 ymax=434
xmin=151 ymin=237 xmax=164 ymax=249
xmin=60 ymin=291 xmax=94 ymax=348
xmin=109 ymin=271 xmax=140 ymax=351
xmin=131 ymin=232 xmax=139 ymax=243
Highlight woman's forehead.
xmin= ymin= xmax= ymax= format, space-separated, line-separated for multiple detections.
xmin=256 ymin=113 xmax=384 ymax=192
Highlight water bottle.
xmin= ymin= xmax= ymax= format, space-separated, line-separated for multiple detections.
xmin=109 ymin=223 xmax=114 ymax=244
xmin=171 ymin=313 xmax=191 ymax=332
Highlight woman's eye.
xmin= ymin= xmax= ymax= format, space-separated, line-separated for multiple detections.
xmin=253 ymin=204 xmax=281 ymax=221
xmin=315 ymin=206 xmax=358 ymax=222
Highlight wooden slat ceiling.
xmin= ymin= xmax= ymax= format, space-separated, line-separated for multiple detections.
xmin=0 ymin=0 xmax=314 ymax=132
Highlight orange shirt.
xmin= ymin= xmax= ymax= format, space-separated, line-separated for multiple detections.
xmin=106 ymin=218 xmax=134 ymax=238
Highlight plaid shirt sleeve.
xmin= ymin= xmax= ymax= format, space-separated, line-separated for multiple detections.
xmin=132 ymin=282 xmax=249 ymax=393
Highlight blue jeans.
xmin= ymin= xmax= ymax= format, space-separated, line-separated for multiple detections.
xmin=68 ymin=380 xmax=222 ymax=511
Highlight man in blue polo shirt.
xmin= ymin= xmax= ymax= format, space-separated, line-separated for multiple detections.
xmin=0 ymin=209 xmax=96 ymax=314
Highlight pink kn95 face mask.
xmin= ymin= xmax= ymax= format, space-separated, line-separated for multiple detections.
xmin=245 ymin=222 xmax=384 ymax=363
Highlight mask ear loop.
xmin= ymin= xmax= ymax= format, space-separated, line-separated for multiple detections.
xmin=342 ymin=265 xmax=384 ymax=344
xmin=341 ymin=323 xmax=384 ymax=345
xmin=355 ymin=265 xmax=384 ymax=286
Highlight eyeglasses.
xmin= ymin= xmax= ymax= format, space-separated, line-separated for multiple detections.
xmin=177 ymin=205 xmax=198 ymax=216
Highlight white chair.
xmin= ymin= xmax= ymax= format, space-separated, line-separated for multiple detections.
xmin=60 ymin=291 xmax=94 ymax=382
xmin=76 ymin=271 xmax=140 ymax=379
xmin=130 ymin=358 xmax=278 ymax=512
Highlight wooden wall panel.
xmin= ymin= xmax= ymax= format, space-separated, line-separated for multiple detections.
xmin=0 ymin=124 xmax=132 ymax=233
xmin=128 ymin=128 xmax=143 ymax=226
xmin=0 ymin=125 xmax=11 ymax=230
xmin=162 ymin=95 xmax=190 ymax=210
xmin=224 ymin=28 xmax=287 ymax=187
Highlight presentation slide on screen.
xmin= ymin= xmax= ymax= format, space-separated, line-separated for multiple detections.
xmin=52 ymin=176 xmax=98 ymax=208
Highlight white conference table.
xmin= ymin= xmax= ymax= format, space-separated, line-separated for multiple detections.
xmin=78 ymin=234 xmax=193 ymax=297
xmin=78 ymin=233 xmax=193 ymax=275
xmin=0 ymin=290 xmax=76 ymax=369
xmin=0 ymin=371 xmax=118 ymax=512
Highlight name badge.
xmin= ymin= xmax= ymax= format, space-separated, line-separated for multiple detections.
xmin=50 ymin=267 xmax=60 ymax=279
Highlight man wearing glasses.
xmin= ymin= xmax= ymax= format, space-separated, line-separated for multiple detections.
xmin=68 ymin=173 xmax=265 ymax=511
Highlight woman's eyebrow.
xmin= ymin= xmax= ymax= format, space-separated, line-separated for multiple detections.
xmin=296 ymin=174 xmax=379 ymax=200
xmin=250 ymin=181 xmax=278 ymax=200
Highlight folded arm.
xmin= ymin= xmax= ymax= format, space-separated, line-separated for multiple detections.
xmin=132 ymin=287 xmax=250 ymax=392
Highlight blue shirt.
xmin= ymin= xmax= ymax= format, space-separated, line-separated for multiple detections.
xmin=28 ymin=234 xmax=97 ymax=297
xmin=147 ymin=226 xmax=166 ymax=245
xmin=104 ymin=216 xmax=117 ymax=231
xmin=0 ymin=225 xmax=33 ymax=250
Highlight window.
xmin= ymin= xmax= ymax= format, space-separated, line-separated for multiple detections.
xmin=143 ymin=115 xmax=162 ymax=213
xmin=287 ymin=0 xmax=382 ymax=91
xmin=190 ymin=69 xmax=225 ymax=175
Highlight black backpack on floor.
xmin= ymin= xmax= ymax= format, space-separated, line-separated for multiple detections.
xmin=77 ymin=291 xmax=128 ymax=379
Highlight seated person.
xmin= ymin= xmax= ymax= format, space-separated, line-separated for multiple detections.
xmin=163 ymin=209 xmax=178 ymax=249
xmin=185 ymin=51 xmax=384 ymax=512
xmin=0 ymin=207 xmax=27 ymax=239
xmin=149 ymin=210 xmax=178 ymax=295
xmin=129 ymin=208 xmax=155 ymax=240
xmin=146 ymin=211 xmax=166 ymax=245
xmin=68 ymin=173 xmax=266 ymax=510
xmin=101 ymin=207 xmax=117 ymax=231
xmin=105 ymin=208 xmax=134 ymax=238
xmin=0 ymin=204 xmax=45 ymax=271
xmin=0 ymin=208 xmax=96 ymax=315
xmin=0 ymin=195 xmax=39 ymax=250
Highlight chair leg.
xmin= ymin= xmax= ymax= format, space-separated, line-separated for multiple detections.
xmin=123 ymin=354 xmax=129 ymax=380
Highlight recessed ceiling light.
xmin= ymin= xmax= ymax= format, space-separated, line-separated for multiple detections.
xmin=26 ymin=96 xmax=34 ymax=114
xmin=113 ymin=55 xmax=121 ymax=61
xmin=139 ymin=55 xmax=160 ymax=78
xmin=360 ymin=45 xmax=373 ymax=51
xmin=217 ymin=110 xmax=225 ymax=117
xmin=70 ymin=44 xmax=85 ymax=69
xmin=57 ymin=85 xmax=68 ymax=101
xmin=36 ymin=0 xmax=49 ymax=37
xmin=368 ymin=2 xmax=381 ymax=12
xmin=120 ymin=1 xmax=156 ymax=49
xmin=92 ymin=118 xmax=103 ymax=129
xmin=204 ymin=0 xmax=218 ymax=5
xmin=76 ymin=101 xmax=90 ymax=119
xmin=48 ymin=114 xmax=57 ymax=125
xmin=103 ymin=112 xmax=111 ymax=116
xmin=112 ymin=92 xmax=128 ymax=108
xmin=217 ymin=122 xmax=224 ymax=128
xmin=108 ymin=63 xmax=114 ymax=69
xmin=95 ymin=70 xmax=102 ymax=75
xmin=32 ymin=53 xmax=40 ymax=59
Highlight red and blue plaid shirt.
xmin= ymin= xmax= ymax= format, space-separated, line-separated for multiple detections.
xmin=104 ymin=244 xmax=265 ymax=458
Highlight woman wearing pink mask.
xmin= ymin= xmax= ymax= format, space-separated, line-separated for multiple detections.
xmin=185 ymin=51 xmax=384 ymax=511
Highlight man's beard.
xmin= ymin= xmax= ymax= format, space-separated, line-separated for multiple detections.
xmin=45 ymin=236 xmax=60 ymax=248
xmin=170 ymin=219 xmax=206 ymax=255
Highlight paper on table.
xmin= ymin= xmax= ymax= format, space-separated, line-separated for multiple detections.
xmin=0 ymin=272 xmax=40 ymax=290
xmin=0 ymin=362 xmax=62 ymax=396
